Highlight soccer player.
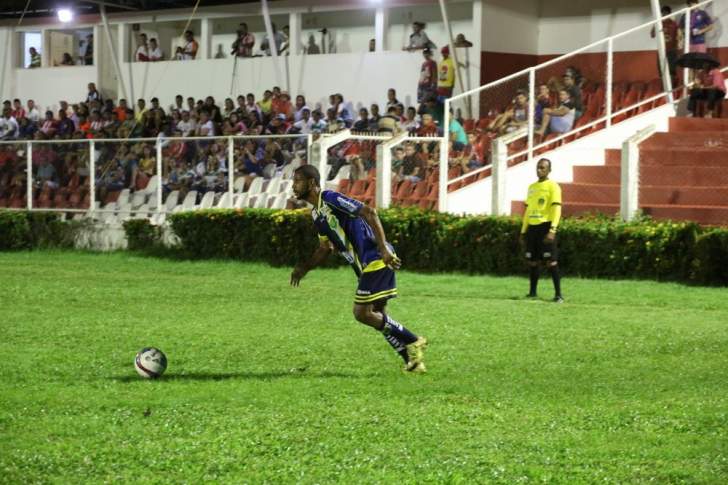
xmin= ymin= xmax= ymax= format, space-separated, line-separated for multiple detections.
xmin=290 ymin=165 xmax=428 ymax=372
xmin=520 ymin=158 xmax=564 ymax=303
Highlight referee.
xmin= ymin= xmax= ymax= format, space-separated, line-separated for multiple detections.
xmin=519 ymin=158 xmax=564 ymax=303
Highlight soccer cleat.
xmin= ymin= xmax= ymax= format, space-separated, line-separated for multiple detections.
xmin=553 ymin=296 xmax=564 ymax=303
xmin=525 ymin=293 xmax=538 ymax=298
xmin=405 ymin=361 xmax=427 ymax=373
xmin=405 ymin=337 xmax=428 ymax=372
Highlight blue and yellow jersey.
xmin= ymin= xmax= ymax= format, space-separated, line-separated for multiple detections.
xmin=312 ymin=190 xmax=388 ymax=277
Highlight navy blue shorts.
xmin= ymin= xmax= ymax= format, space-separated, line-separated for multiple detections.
xmin=354 ymin=267 xmax=397 ymax=305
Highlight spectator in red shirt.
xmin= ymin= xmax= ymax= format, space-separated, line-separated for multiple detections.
xmin=12 ymin=99 xmax=26 ymax=120
xmin=418 ymin=48 xmax=438 ymax=104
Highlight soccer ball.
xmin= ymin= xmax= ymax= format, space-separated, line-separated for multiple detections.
xmin=134 ymin=347 xmax=168 ymax=379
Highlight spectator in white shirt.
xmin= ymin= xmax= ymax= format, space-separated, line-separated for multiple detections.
xmin=196 ymin=110 xmax=214 ymax=136
xmin=135 ymin=33 xmax=149 ymax=62
xmin=0 ymin=108 xmax=19 ymax=139
xmin=176 ymin=110 xmax=196 ymax=137
xmin=148 ymin=38 xmax=164 ymax=61
xmin=292 ymin=108 xmax=314 ymax=134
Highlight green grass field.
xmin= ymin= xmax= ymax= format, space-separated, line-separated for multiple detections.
xmin=1 ymin=251 xmax=727 ymax=483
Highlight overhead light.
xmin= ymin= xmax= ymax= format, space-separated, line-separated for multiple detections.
xmin=57 ymin=8 xmax=73 ymax=23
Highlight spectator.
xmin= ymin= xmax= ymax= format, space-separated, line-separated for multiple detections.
xmin=257 ymin=90 xmax=273 ymax=119
xmin=310 ymin=110 xmax=327 ymax=133
xmin=135 ymin=33 xmax=149 ymax=62
xmin=135 ymin=99 xmax=148 ymax=125
xmin=170 ymin=94 xmax=184 ymax=113
xmin=245 ymin=93 xmax=261 ymax=121
xmin=176 ymin=109 xmax=196 ymax=136
xmin=181 ymin=30 xmax=199 ymax=60
xmin=0 ymin=108 xmax=19 ymax=140
xmin=12 ymin=99 xmax=26 ymax=120
xmin=454 ymin=33 xmax=473 ymax=48
xmin=28 ymin=47 xmax=41 ymax=68
xmin=437 ymin=46 xmax=456 ymax=99
xmin=405 ymin=22 xmax=436 ymax=51
xmin=688 ymin=62 xmax=726 ymax=118
xmin=369 ymin=104 xmax=381 ymax=131
xmin=679 ymin=0 xmax=713 ymax=53
xmin=378 ymin=106 xmax=401 ymax=135
xmin=418 ymin=48 xmax=438 ymax=103
xmin=293 ymin=95 xmax=310 ymax=122
xmin=260 ymin=23 xmax=286 ymax=56
xmin=417 ymin=113 xmax=438 ymax=137
xmin=56 ymin=109 xmax=75 ymax=138
xmin=186 ymin=96 xmax=196 ymax=112
xmin=36 ymin=158 xmax=59 ymax=190
xmin=386 ymin=88 xmax=404 ymax=114
xmin=147 ymin=97 xmax=166 ymax=133
xmin=369 ymin=39 xmax=375 ymax=52
xmin=40 ymin=111 xmax=57 ymax=137
xmin=488 ymin=90 xmax=529 ymax=135
xmin=537 ymin=89 xmax=576 ymax=137
xmin=87 ymin=82 xmax=102 ymax=103
xmin=204 ymin=96 xmax=222 ymax=124
xmin=651 ymin=6 xmax=680 ymax=81
xmin=82 ymin=34 xmax=93 ymax=65
xmin=449 ymin=111 xmax=468 ymax=148
xmin=326 ymin=108 xmax=344 ymax=133
xmin=272 ymin=92 xmax=293 ymax=119
xmin=292 ymin=108 xmax=314 ymax=134
xmin=214 ymin=44 xmax=226 ymax=59
xmin=561 ymin=71 xmax=583 ymax=119
xmin=280 ymin=26 xmax=290 ymax=55
xmin=335 ymin=94 xmax=354 ymax=127
xmin=114 ymin=99 xmax=129 ymax=122
xmin=232 ymin=23 xmax=256 ymax=57
xmin=399 ymin=143 xmax=424 ymax=182
xmin=306 ymin=35 xmax=320 ymax=55
xmin=196 ymin=110 xmax=215 ymax=136
xmin=401 ymin=106 xmax=420 ymax=133
xmin=58 ymin=52 xmax=75 ymax=66
xmin=148 ymin=38 xmax=164 ymax=61
xmin=534 ymin=83 xmax=552 ymax=131
xmin=353 ymin=108 xmax=370 ymax=131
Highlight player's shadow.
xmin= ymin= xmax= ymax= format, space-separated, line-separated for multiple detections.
xmin=112 ymin=370 xmax=371 ymax=382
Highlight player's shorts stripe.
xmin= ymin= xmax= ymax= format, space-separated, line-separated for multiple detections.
xmin=362 ymin=259 xmax=387 ymax=273
xmin=135 ymin=355 xmax=159 ymax=377
xmin=354 ymin=288 xmax=398 ymax=303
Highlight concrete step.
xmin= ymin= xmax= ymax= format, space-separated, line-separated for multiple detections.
xmin=571 ymin=165 xmax=728 ymax=186
xmin=562 ymin=183 xmax=728 ymax=206
xmin=669 ymin=116 xmax=728 ymax=133
xmin=642 ymin=131 xmax=728 ymax=149
xmin=640 ymin=148 xmax=728 ymax=166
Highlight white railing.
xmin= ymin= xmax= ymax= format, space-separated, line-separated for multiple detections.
xmin=311 ymin=130 xmax=445 ymax=209
xmin=442 ymin=0 xmax=718 ymax=211
xmin=0 ymin=133 xmax=312 ymax=215
xmin=621 ymin=124 xmax=657 ymax=221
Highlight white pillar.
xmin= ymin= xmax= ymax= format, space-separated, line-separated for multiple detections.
xmin=470 ymin=0 xmax=483 ymax=117
xmin=649 ymin=0 xmax=673 ymax=104
xmin=41 ymin=28 xmax=50 ymax=68
xmin=374 ymin=6 xmax=388 ymax=52
xmin=289 ymin=12 xmax=302 ymax=55
xmin=200 ymin=18 xmax=211 ymax=60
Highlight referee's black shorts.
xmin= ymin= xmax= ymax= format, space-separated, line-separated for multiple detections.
xmin=525 ymin=222 xmax=558 ymax=262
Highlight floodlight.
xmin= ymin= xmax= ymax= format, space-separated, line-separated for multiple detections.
xmin=57 ymin=8 xmax=73 ymax=23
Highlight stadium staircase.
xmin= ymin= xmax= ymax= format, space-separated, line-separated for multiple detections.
xmin=512 ymin=102 xmax=728 ymax=225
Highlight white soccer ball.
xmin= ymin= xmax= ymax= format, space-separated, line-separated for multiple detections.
xmin=134 ymin=347 xmax=168 ymax=379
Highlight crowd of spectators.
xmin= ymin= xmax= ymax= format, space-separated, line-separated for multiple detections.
xmin=0 ymin=72 xmax=489 ymax=209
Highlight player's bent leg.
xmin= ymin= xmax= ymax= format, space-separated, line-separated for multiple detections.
xmin=352 ymin=303 xmax=383 ymax=329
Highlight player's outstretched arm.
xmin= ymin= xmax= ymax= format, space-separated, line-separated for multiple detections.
xmin=359 ymin=205 xmax=401 ymax=270
xmin=290 ymin=240 xmax=333 ymax=287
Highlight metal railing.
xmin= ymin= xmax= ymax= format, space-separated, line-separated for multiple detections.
xmin=441 ymin=0 xmax=718 ymax=212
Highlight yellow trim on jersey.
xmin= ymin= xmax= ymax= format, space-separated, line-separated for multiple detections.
xmin=362 ymin=259 xmax=387 ymax=273
xmin=354 ymin=288 xmax=398 ymax=303
xmin=318 ymin=235 xmax=329 ymax=242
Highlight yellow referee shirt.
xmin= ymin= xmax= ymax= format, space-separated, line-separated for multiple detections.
xmin=521 ymin=179 xmax=562 ymax=233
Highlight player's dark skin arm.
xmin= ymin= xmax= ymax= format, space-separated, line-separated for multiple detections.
xmin=290 ymin=240 xmax=333 ymax=286
xmin=359 ymin=205 xmax=401 ymax=270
